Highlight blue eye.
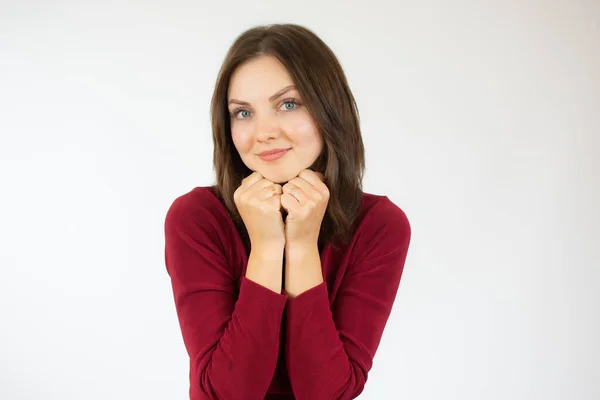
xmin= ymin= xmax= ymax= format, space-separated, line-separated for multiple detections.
xmin=280 ymin=99 xmax=299 ymax=111
xmin=231 ymin=98 xmax=300 ymax=119
xmin=231 ymin=108 xmax=251 ymax=119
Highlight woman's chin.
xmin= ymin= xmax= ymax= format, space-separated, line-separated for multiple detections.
xmin=258 ymin=169 xmax=300 ymax=185
xmin=251 ymin=159 xmax=318 ymax=183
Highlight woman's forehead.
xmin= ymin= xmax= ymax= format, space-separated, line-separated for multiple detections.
xmin=228 ymin=56 xmax=296 ymax=100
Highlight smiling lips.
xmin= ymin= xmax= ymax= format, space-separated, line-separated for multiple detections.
xmin=258 ymin=148 xmax=290 ymax=162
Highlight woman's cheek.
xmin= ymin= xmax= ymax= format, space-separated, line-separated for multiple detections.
xmin=231 ymin=126 xmax=254 ymax=153
xmin=284 ymin=113 xmax=320 ymax=145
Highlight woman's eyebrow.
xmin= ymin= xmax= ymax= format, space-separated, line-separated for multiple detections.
xmin=228 ymin=85 xmax=297 ymax=106
xmin=268 ymin=85 xmax=296 ymax=102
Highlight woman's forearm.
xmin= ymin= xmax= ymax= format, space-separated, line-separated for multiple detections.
xmin=284 ymin=241 xmax=324 ymax=298
xmin=246 ymin=242 xmax=286 ymax=294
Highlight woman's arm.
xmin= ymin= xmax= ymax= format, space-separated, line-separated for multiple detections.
xmin=284 ymin=198 xmax=411 ymax=399
xmin=164 ymin=192 xmax=287 ymax=400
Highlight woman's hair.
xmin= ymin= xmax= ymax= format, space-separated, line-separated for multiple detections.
xmin=210 ymin=23 xmax=365 ymax=251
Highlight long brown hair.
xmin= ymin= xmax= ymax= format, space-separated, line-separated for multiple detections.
xmin=210 ymin=23 xmax=365 ymax=252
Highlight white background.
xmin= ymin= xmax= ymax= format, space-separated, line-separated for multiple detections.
xmin=1 ymin=1 xmax=598 ymax=399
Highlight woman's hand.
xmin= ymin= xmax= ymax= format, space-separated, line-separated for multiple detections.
xmin=234 ymin=172 xmax=285 ymax=248
xmin=281 ymin=169 xmax=329 ymax=246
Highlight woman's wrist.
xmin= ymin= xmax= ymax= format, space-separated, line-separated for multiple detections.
xmin=250 ymin=240 xmax=286 ymax=258
xmin=246 ymin=242 xmax=285 ymax=294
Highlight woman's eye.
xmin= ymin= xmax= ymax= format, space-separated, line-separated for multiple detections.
xmin=232 ymin=109 xmax=251 ymax=119
xmin=231 ymin=101 xmax=298 ymax=119
xmin=280 ymin=101 xmax=297 ymax=111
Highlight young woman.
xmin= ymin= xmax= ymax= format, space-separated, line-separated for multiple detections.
xmin=164 ymin=23 xmax=411 ymax=400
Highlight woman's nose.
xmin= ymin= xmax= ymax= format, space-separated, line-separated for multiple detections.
xmin=255 ymin=114 xmax=281 ymax=142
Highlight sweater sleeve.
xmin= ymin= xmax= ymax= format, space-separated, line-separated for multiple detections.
xmin=284 ymin=198 xmax=411 ymax=400
xmin=164 ymin=192 xmax=288 ymax=400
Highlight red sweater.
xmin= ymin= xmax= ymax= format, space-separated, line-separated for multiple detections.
xmin=164 ymin=186 xmax=411 ymax=400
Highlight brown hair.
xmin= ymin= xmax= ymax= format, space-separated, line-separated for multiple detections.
xmin=210 ymin=23 xmax=365 ymax=251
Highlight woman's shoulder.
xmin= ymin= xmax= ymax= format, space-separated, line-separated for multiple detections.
xmin=166 ymin=185 xmax=222 ymax=214
xmin=359 ymin=192 xmax=410 ymax=228
xmin=354 ymin=193 xmax=411 ymax=253
xmin=164 ymin=186 xmax=231 ymax=232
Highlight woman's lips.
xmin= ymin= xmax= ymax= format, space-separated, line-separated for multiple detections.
xmin=258 ymin=148 xmax=290 ymax=162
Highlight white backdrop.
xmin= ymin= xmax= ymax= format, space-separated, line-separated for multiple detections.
xmin=1 ymin=1 xmax=598 ymax=399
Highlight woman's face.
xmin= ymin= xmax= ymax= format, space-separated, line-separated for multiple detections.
xmin=227 ymin=55 xmax=323 ymax=184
